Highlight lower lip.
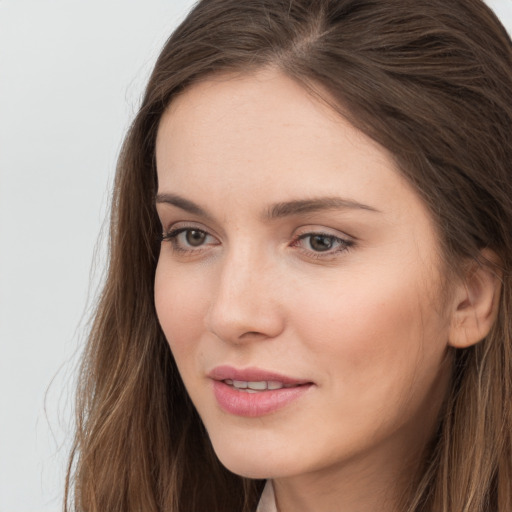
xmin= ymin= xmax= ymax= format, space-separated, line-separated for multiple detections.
xmin=212 ymin=380 xmax=312 ymax=417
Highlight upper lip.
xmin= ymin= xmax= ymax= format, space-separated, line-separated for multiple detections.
xmin=208 ymin=365 xmax=312 ymax=385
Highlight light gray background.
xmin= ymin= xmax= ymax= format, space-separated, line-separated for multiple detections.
xmin=0 ymin=1 xmax=511 ymax=511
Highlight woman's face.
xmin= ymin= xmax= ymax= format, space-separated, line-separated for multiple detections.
xmin=154 ymin=69 xmax=454 ymax=481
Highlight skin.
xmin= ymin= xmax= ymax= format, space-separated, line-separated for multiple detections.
xmin=154 ymin=68 xmax=460 ymax=512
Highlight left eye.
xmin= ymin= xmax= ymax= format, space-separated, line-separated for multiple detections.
xmin=182 ymin=229 xmax=208 ymax=247
xmin=305 ymin=234 xmax=338 ymax=252
xmin=294 ymin=233 xmax=352 ymax=254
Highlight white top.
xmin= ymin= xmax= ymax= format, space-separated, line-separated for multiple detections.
xmin=255 ymin=481 xmax=278 ymax=512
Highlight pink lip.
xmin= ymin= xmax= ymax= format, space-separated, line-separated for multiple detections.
xmin=208 ymin=365 xmax=314 ymax=417
xmin=208 ymin=365 xmax=310 ymax=385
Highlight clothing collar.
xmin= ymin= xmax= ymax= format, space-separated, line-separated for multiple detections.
xmin=255 ymin=480 xmax=277 ymax=512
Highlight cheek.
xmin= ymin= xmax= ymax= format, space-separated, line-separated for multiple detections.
xmin=291 ymin=269 xmax=449 ymax=403
xmin=154 ymin=262 xmax=210 ymax=361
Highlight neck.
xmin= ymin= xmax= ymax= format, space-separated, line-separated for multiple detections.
xmin=272 ymin=436 xmax=425 ymax=512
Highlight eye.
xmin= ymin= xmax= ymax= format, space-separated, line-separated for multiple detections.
xmin=306 ymin=234 xmax=339 ymax=252
xmin=182 ymin=229 xmax=207 ymax=247
xmin=161 ymin=227 xmax=219 ymax=253
xmin=292 ymin=231 xmax=353 ymax=257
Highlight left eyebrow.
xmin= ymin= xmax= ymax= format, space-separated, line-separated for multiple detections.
xmin=265 ymin=197 xmax=380 ymax=220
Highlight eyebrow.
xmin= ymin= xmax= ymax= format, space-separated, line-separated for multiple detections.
xmin=156 ymin=193 xmax=212 ymax=219
xmin=155 ymin=193 xmax=380 ymax=220
xmin=265 ymin=197 xmax=380 ymax=219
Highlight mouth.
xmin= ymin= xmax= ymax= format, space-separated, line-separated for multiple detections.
xmin=208 ymin=365 xmax=311 ymax=385
xmin=222 ymin=379 xmax=305 ymax=392
xmin=208 ymin=366 xmax=314 ymax=417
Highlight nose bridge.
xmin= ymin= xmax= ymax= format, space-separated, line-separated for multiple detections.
xmin=221 ymin=241 xmax=262 ymax=295
xmin=206 ymin=238 xmax=283 ymax=342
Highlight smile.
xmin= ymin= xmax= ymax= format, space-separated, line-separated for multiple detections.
xmin=209 ymin=366 xmax=314 ymax=417
xmin=223 ymin=379 xmax=298 ymax=392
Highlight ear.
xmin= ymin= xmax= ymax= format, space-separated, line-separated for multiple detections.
xmin=448 ymin=249 xmax=502 ymax=349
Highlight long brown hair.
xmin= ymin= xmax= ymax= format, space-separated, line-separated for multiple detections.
xmin=65 ymin=1 xmax=512 ymax=510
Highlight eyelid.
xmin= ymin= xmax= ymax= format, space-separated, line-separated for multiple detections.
xmin=160 ymin=218 xmax=212 ymax=233
xmin=293 ymin=225 xmax=355 ymax=242
xmin=160 ymin=218 xmax=220 ymax=238
xmin=161 ymin=226 xmax=217 ymax=241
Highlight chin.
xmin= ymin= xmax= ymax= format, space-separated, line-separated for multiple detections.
xmin=207 ymin=428 xmax=305 ymax=480
xmin=218 ymin=457 xmax=274 ymax=480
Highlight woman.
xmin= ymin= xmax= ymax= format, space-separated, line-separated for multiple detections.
xmin=65 ymin=0 xmax=512 ymax=511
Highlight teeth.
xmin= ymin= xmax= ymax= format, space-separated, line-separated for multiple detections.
xmin=248 ymin=381 xmax=267 ymax=390
xmin=225 ymin=380 xmax=288 ymax=391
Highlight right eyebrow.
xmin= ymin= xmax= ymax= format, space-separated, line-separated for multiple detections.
xmin=155 ymin=193 xmax=213 ymax=220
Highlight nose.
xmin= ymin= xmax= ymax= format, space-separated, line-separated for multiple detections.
xmin=205 ymin=244 xmax=285 ymax=344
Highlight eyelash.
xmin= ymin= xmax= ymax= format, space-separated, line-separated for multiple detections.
xmin=160 ymin=227 xmax=354 ymax=259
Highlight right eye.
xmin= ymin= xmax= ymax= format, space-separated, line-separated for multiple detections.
xmin=161 ymin=227 xmax=219 ymax=253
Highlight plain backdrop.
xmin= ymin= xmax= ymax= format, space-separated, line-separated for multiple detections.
xmin=0 ymin=1 xmax=511 ymax=511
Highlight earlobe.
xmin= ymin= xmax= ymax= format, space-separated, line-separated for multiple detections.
xmin=448 ymin=250 xmax=502 ymax=349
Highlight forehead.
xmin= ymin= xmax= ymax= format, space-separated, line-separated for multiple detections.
xmin=158 ymin=71 xmax=392 ymax=193
xmin=155 ymin=68 xmax=433 ymax=232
